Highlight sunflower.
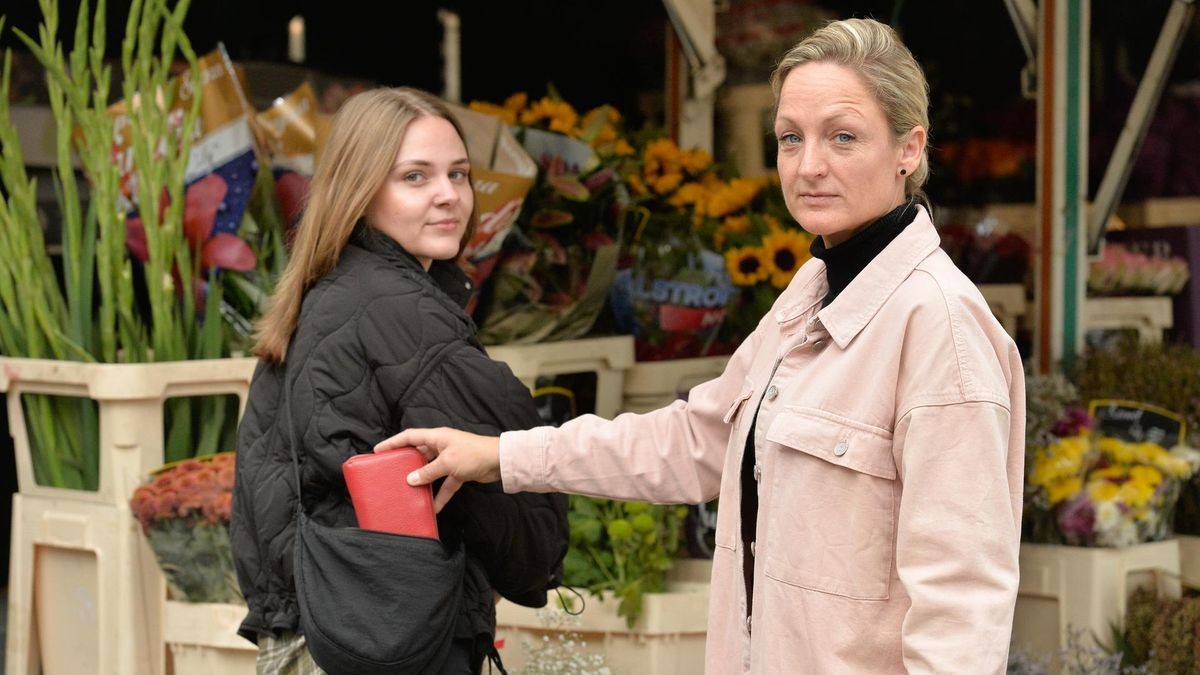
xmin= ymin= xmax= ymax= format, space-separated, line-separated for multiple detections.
xmin=520 ymin=97 xmax=578 ymax=134
xmin=725 ymin=246 xmax=771 ymax=286
xmin=761 ymin=229 xmax=812 ymax=289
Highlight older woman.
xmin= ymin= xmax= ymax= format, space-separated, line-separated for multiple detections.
xmin=381 ymin=19 xmax=1024 ymax=674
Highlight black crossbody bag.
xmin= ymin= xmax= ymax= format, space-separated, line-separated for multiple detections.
xmin=283 ymin=382 xmax=465 ymax=674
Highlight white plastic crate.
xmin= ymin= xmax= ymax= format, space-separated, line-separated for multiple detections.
xmin=1179 ymin=535 xmax=1200 ymax=590
xmin=1013 ymin=540 xmax=1181 ymax=661
xmin=621 ymin=356 xmax=730 ymax=414
xmin=1084 ymin=296 xmax=1174 ymax=343
xmin=486 ymin=336 xmax=634 ymax=420
xmin=164 ymin=601 xmax=257 ymax=674
xmin=978 ymin=283 xmax=1027 ymax=339
xmin=0 ymin=357 xmax=257 ymax=675
xmin=494 ymin=561 xmax=711 ymax=675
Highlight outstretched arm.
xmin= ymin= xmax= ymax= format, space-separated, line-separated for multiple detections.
xmin=375 ymin=427 xmax=500 ymax=512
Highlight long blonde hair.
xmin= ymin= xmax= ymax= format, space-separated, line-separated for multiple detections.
xmin=253 ymin=87 xmax=477 ymax=363
xmin=771 ymin=18 xmax=931 ymax=202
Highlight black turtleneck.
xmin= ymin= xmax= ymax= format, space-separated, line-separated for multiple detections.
xmin=809 ymin=199 xmax=918 ymax=307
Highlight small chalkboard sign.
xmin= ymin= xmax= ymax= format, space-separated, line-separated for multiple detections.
xmin=1087 ymin=399 xmax=1187 ymax=447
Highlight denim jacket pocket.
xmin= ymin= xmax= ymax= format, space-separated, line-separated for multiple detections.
xmin=762 ymin=408 xmax=896 ymax=600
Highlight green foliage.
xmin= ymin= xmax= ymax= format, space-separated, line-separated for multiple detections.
xmin=147 ymin=520 xmax=240 ymax=603
xmin=1073 ymin=337 xmax=1200 ymax=444
xmin=562 ymin=496 xmax=688 ymax=628
xmin=0 ymin=1 xmax=284 ymax=482
xmin=1110 ymin=586 xmax=1200 ymax=674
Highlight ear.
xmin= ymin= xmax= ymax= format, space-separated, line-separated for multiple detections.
xmin=898 ymin=125 xmax=927 ymax=172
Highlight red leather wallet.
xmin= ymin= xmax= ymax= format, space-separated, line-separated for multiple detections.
xmin=342 ymin=448 xmax=439 ymax=540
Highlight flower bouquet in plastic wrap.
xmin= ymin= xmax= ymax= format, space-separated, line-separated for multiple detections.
xmin=467 ymin=93 xmax=629 ymax=344
xmin=1024 ymin=401 xmax=1200 ymax=547
xmin=129 ymin=453 xmax=240 ymax=602
xmin=615 ymin=136 xmax=811 ymax=359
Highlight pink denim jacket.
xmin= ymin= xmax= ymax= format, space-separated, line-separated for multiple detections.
xmin=499 ymin=207 xmax=1025 ymax=674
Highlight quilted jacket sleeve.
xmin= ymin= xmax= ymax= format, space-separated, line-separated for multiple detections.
xmin=357 ymin=290 xmax=568 ymax=607
xmin=398 ymin=340 xmax=569 ymax=607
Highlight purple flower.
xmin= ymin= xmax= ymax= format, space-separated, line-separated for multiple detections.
xmin=1056 ymin=496 xmax=1096 ymax=537
xmin=1051 ymin=407 xmax=1094 ymax=438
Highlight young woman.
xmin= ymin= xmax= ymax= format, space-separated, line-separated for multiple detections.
xmin=231 ymin=87 xmax=568 ymax=674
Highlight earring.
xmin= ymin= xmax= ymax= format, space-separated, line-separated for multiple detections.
xmin=899 ymin=168 xmax=907 ymax=176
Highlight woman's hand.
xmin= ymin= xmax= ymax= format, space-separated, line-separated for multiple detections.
xmin=373 ymin=428 xmax=501 ymax=512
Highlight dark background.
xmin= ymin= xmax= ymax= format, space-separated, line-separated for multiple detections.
xmin=7 ymin=1 xmax=1194 ymax=129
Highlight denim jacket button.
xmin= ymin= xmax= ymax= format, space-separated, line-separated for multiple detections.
xmin=765 ymin=385 xmax=778 ymax=401
xmin=834 ymin=441 xmax=849 ymax=456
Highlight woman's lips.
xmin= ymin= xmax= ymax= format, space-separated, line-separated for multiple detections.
xmin=799 ymin=194 xmax=838 ymax=206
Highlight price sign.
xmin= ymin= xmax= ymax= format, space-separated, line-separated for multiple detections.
xmin=1088 ymin=399 xmax=1186 ymax=447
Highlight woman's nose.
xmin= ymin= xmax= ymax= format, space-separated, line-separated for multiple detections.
xmin=433 ymin=175 xmax=460 ymax=206
xmin=797 ymin=144 xmax=827 ymax=178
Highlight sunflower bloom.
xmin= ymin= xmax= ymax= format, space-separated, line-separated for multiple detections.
xmin=762 ymin=228 xmax=812 ymax=289
xmin=725 ymin=246 xmax=771 ymax=286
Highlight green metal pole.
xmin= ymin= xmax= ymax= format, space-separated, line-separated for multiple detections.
xmin=1036 ymin=0 xmax=1088 ymax=372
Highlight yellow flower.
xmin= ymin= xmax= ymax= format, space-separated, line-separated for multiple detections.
xmin=520 ymin=97 xmax=578 ymax=134
xmin=1087 ymin=480 xmax=1120 ymax=503
xmin=681 ymin=148 xmax=713 ymax=175
xmin=1097 ymin=437 xmax=1136 ymax=464
xmin=468 ymin=100 xmax=517 ymax=125
xmin=503 ymin=92 xmax=528 ymax=114
xmin=712 ymin=215 xmax=751 ymax=249
xmin=613 ymin=138 xmax=635 ymax=156
xmin=1129 ymin=465 xmax=1163 ymax=488
xmin=668 ymin=182 xmax=708 ymax=209
xmin=1156 ymin=452 xmax=1194 ymax=479
xmin=761 ymin=228 xmax=812 ymax=289
xmin=704 ymin=178 xmax=765 ymax=218
xmin=725 ymin=246 xmax=771 ymax=286
xmin=763 ymin=214 xmax=784 ymax=231
xmin=1047 ymin=477 xmax=1083 ymax=505
xmin=652 ymin=172 xmax=684 ymax=195
xmin=1118 ymin=479 xmax=1156 ymax=508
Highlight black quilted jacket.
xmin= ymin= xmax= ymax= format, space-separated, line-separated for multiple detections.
xmin=231 ymin=225 xmax=569 ymax=654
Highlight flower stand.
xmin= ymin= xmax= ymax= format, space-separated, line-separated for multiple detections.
xmin=1012 ymin=540 xmax=1182 ymax=661
xmin=1179 ymin=535 xmax=1200 ymax=589
xmin=494 ymin=559 xmax=712 ymax=674
xmin=620 ymin=355 xmax=730 ymax=414
xmin=486 ymin=336 xmax=634 ymax=420
xmin=164 ymin=601 xmax=256 ymax=674
xmin=0 ymin=357 xmax=257 ymax=675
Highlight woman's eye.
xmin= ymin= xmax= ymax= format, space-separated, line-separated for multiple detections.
xmin=449 ymin=169 xmax=469 ymax=181
xmin=779 ymin=133 xmax=800 ymax=145
xmin=834 ymin=132 xmax=855 ymax=143
xmin=403 ymin=172 xmax=425 ymax=184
